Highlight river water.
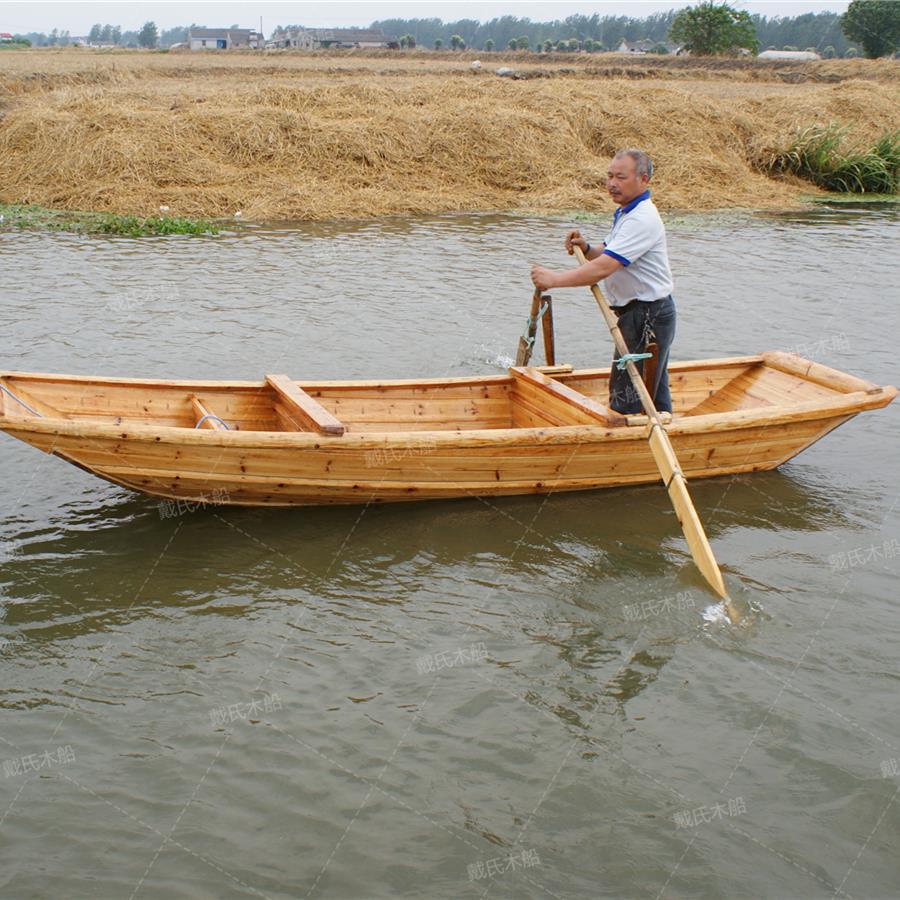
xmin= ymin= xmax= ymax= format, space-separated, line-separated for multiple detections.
xmin=1 ymin=206 xmax=898 ymax=899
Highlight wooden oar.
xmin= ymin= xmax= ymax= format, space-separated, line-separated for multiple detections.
xmin=572 ymin=245 xmax=738 ymax=623
xmin=515 ymin=289 xmax=543 ymax=366
xmin=541 ymin=296 xmax=556 ymax=366
xmin=516 ymin=291 xmax=556 ymax=366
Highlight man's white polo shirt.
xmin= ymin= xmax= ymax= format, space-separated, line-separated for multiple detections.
xmin=599 ymin=191 xmax=673 ymax=308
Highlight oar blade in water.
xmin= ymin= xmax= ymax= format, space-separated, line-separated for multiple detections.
xmin=648 ymin=423 xmax=730 ymax=603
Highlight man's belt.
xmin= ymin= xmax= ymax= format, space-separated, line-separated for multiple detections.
xmin=612 ymin=295 xmax=671 ymax=317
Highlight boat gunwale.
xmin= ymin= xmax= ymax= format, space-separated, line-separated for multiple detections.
xmin=1 ymin=386 xmax=894 ymax=449
xmin=0 ymin=355 xmax=765 ymax=392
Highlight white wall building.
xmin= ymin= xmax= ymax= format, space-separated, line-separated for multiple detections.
xmin=267 ymin=27 xmax=396 ymax=50
xmin=188 ymin=28 xmax=263 ymax=50
xmin=758 ymin=50 xmax=820 ymax=60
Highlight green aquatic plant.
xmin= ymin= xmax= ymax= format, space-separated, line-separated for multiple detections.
xmin=92 ymin=214 xmax=218 ymax=236
xmin=0 ymin=203 xmax=220 ymax=235
xmin=768 ymin=125 xmax=900 ymax=194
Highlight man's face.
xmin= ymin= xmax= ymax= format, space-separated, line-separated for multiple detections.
xmin=606 ymin=156 xmax=649 ymax=207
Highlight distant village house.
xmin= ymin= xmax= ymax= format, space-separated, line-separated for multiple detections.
xmin=0 ymin=32 xmax=15 ymax=42
xmin=188 ymin=28 xmax=263 ymax=50
xmin=616 ymin=39 xmax=683 ymax=55
xmin=266 ymin=27 xmax=397 ymax=50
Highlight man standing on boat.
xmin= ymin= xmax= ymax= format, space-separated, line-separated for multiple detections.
xmin=530 ymin=148 xmax=676 ymax=415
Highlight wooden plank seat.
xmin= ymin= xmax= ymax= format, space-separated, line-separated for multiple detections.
xmin=509 ymin=366 xmax=627 ymax=428
xmin=265 ymin=373 xmax=346 ymax=436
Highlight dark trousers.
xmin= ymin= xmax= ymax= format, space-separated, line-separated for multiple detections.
xmin=608 ymin=295 xmax=676 ymax=414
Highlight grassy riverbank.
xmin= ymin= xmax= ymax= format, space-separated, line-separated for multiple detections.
xmin=0 ymin=49 xmax=897 ymax=223
xmin=0 ymin=203 xmax=219 ymax=235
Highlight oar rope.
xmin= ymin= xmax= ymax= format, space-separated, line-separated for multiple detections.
xmin=616 ymin=352 xmax=652 ymax=370
xmin=571 ymin=245 xmax=739 ymax=624
xmin=520 ymin=300 xmax=551 ymax=351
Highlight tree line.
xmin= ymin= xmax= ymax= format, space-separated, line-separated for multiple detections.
xmin=371 ymin=9 xmax=879 ymax=56
xmin=12 ymin=3 xmax=899 ymax=58
xmin=14 ymin=22 xmax=193 ymax=49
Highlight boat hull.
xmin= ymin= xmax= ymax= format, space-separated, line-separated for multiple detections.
xmin=0 ymin=406 xmax=861 ymax=507
xmin=1 ymin=354 xmax=894 ymax=508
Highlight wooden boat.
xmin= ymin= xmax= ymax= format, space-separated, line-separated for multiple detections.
xmin=0 ymin=352 xmax=894 ymax=508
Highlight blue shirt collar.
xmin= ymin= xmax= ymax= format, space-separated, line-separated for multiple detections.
xmin=613 ymin=190 xmax=651 ymax=224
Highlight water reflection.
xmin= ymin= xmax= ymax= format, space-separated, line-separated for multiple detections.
xmin=0 ymin=463 xmax=861 ymax=644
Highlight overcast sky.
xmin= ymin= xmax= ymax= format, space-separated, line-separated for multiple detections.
xmin=3 ymin=1 xmax=851 ymax=35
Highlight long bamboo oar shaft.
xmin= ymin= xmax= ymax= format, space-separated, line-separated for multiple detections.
xmin=572 ymin=246 xmax=737 ymax=622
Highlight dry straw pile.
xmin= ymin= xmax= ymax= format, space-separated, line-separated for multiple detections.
xmin=0 ymin=52 xmax=897 ymax=220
